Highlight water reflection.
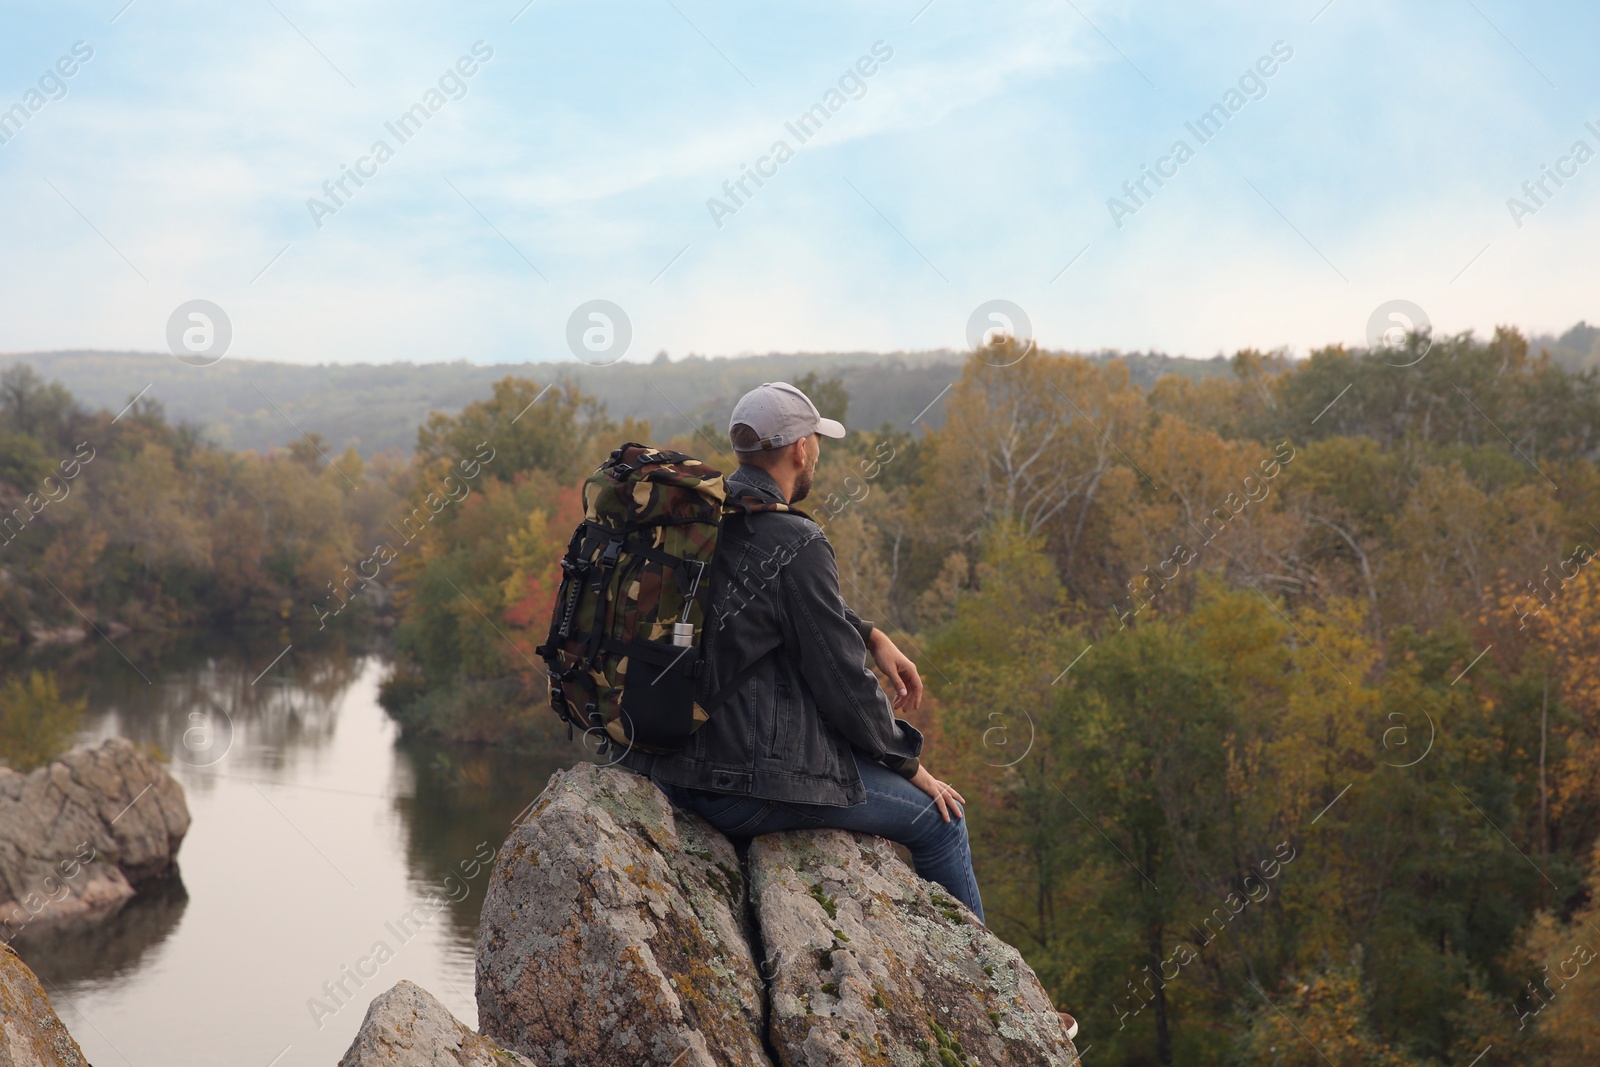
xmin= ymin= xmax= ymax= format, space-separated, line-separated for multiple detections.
xmin=2 ymin=629 xmax=592 ymax=1067
xmin=12 ymin=875 xmax=189 ymax=988
xmin=394 ymin=725 xmax=596 ymax=939
xmin=53 ymin=630 xmax=368 ymax=778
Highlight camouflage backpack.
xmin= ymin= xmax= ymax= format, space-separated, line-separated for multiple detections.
xmin=536 ymin=442 xmax=803 ymax=755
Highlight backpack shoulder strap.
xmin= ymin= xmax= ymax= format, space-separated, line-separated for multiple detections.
xmin=723 ymin=490 xmax=812 ymax=522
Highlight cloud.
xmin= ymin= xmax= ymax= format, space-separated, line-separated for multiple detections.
xmin=0 ymin=0 xmax=1594 ymax=365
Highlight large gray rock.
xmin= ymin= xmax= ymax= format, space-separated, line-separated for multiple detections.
xmin=0 ymin=940 xmax=90 ymax=1067
xmin=749 ymin=830 xmax=1079 ymax=1067
xmin=476 ymin=763 xmax=770 ymax=1067
xmin=471 ymin=764 xmax=1079 ymax=1066
xmin=0 ymin=737 xmax=190 ymax=936
xmin=338 ymin=980 xmax=534 ymax=1067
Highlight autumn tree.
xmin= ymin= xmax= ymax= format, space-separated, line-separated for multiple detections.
xmin=914 ymin=348 xmax=1143 ymax=607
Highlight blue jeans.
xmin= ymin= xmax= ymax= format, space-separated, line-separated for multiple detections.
xmin=655 ymin=758 xmax=985 ymax=922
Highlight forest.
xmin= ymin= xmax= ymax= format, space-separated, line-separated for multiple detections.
xmin=377 ymin=329 xmax=1600 ymax=1065
xmin=0 ymin=363 xmax=412 ymax=644
xmin=4 ymin=328 xmax=1600 ymax=1064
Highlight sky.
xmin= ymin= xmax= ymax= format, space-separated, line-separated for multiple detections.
xmin=0 ymin=0 xmax=1595 ymax=366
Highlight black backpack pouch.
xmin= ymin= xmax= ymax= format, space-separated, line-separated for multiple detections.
xmin=618 ymin=649 xmax=701 ymax=754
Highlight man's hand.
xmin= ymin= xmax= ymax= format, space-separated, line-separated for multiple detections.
xmin=868 ymin=629 xmax=923 ymax=712
xmin=909 ymin=765 xmax=965 ymax=822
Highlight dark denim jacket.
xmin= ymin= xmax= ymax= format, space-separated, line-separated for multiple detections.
xmin=620 ymin=464 xmax=922 ymax=806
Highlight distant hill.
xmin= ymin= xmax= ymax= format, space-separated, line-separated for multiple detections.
xmin=1530 ymin=321 xmax=1600 ymax=373
xmin=0 ymin=348 xmax=1231 ymax=457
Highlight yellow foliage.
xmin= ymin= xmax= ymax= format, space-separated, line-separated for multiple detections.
xmin=916 ymin=350 xmax=1142 ymax=548
xmin=1488 ymin=562 xmax=1600 ymax=820
xmin=1237 ymin=954 xmax=1426 ymax=1067
xmin=1518 ymin=856 xmax=1600 ymax=1064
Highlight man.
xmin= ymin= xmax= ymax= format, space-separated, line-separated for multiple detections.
xmin=622 ymin=380 xmax=984 ymax=921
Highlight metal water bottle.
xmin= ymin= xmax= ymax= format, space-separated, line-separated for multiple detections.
xmin=672 ymin=561 xmax=706 ymax=648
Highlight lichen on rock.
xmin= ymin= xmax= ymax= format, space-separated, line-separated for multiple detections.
xmin=475 ymin=762 xmax=770 ymax=1066
xmin=748 ymin=830 xmax=1079 ymax=1067
xmin=337 ymin=980 xmax=535 ymax=1067
xmin=0 ymin=940 xmax=90 ymax=1067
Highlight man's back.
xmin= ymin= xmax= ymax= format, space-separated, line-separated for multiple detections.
xmin=621 ymin=462 xmax=921 ymax=806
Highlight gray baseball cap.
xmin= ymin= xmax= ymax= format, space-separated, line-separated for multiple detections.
xmin=728 ymin=381 xmax=846 ymax=450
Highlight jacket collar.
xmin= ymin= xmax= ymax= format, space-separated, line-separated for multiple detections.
xmin=728 ymin=463 xmax=787 ymax=504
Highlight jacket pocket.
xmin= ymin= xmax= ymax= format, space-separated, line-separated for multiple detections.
xmin=765 ymin=671 xmax=791 ymax=758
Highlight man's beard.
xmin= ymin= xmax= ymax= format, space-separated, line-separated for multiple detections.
xmin=791 ymin=454 xmax=816 ymax=502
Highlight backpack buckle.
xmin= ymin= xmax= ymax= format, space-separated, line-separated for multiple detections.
xmin=600 ymin=538 xmax=623 ymax=566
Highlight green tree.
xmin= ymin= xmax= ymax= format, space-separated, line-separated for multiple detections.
xmin=415 ymin=376 xmax=608 ymax=486
xmin=0 ymin=671 xmax=83 ymax=771
xmin=790 ymin=371 xmax=849 ymax=423
xmin=0 ymin=364 xmax=80 ymax=447
xmin=1054 ymin=617 xmax=1240 ymax=1066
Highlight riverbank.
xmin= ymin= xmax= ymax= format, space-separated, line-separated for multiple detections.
xmin=1 ymin=634 xmax=593 ymax=1067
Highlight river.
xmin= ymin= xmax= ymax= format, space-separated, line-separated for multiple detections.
xmin=7 ymin=630 xmax=589 ymax=1066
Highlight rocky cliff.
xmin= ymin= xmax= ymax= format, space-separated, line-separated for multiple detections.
xmin=347 ymin=762 xmax=1080 ymax=1066
xmin=0 ymin=737 xmax=190 ymax=938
